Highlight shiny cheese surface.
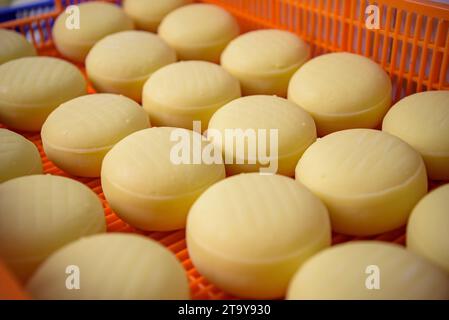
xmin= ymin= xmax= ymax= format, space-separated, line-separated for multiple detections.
xmin=0 ymin=29 xmax=36 ymax=65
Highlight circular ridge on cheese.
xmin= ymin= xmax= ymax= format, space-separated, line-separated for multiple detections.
xmin=0 ymin=29 xmax=37 ymax=65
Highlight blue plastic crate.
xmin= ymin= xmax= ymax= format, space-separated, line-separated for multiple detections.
xmin=0 ymin=0 xmax=54 ymax=23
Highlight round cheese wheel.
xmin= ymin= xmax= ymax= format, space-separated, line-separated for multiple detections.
xmin=27 ymin=233 xmax=190 ymax=299
xmin=158 ymin=3 xmax=239 ymax=63
xmin=142 ymin=61 xmax=241 ymax=130
xmin=295 ymin=129 xmax=427 ymax=236
xmin=0 ymin=57 xmax=87 ymax=131
xmin=221 ymin=29 xmax=309 ymax=96
xmin=0 ymin=175 xmax=106 ymax=281
xmin=0 ymin=29 xmax=36 ymax=65
xmin=0 ymin=128 xmax=42 ymax=183
xmin=123 ymin=0 xmax=190 ymax=32
xmin=207 ymin=95 xmax=316 ymax=176
xmin=287 ymin=241 xmax=449 ymax=299
xmin=86 ymin=31 xmax=176 ymax=102
xmin=53 ymin=2 xmax=134 ymax=62
xmin=407 ymin=183 xmax=449 ymax=273
xmin=101 ymin=127 xmax=226 ymax=231
xmin=288 ymin=52 xmax=392 ymax=136
xmin=383 ymin=91 xmax=449 ymax=180
xmin=42 ymin=94 xmax=150 ymax=177
xmin=187 ymin=173 xmax=331 ymax=299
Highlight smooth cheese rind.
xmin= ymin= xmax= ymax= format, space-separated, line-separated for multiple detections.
xmin=382 ymin=91 xmax=449 ymax=180
xmin=52 ymin=2 xmax=134 ymax=62
xmin=288 ymin=52 xmax=392 ymax=136
xmin=142 ymin=61 xmax=241 ymax=130
xmin=407 ymin=184 xmax=449 ymax=273
xmin=0 ymin=57 xmax=87 ymax=131
xmin=295 ymin=129 xmax=428 ymax=236
xmin=101 ymin=127 xmax=226 ymax=231
xmin=187 ymin=173 xmax=331 ymax=298
xmin=123 ymin=0 xmax=190 ymax=32
xmin=0 ymin=29 xmax=37 ymax=65
xmin=158 ymin=3 xmax=239 ymax=63
xmin=0 ymin=175 xmax=106 ymax=282
xmin=287 ymin=241 xmax=449 ymax=300
xmin=27 ymin=233 xmax=190 ymax=299
xmin=0 ymin=129 xmax=42 ymax=183
xmin=41 ymin=94 xmax=150 ymax=177
xmin=221 ymin=29 xmax=310 ymax=96
xmin=86 ymin=31 xmax=176 ymax=102
xmin=207 ymin=95 xmax=317 ymax=176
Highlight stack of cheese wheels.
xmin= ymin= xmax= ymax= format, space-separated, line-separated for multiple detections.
xmin=53 ymin=2 xmax=134 ymax=62
xmin=0 ymin=129 xmax=42 ymax=183
xmin=158 ymin=3 xmax=239 ymax=63
xmin=383 ymin=91 xmax=449 ymax=181
xmin=86 ymin=31 xmax=177 ymax=102
xmin=288 ymin=52 xmax=392 ymax=136
xmin=123 ymin=0 xmax=191 ymax=32
xmin=42 ymin=94 xmax=150 ymax=177
xmin=221 ymin=29 xmax=309 ymax=96
xmin=187 ymin=173 xmax=331 ymax=299
xmin=0 ymin=175 xmax=106 ymax=281
xmin=407 ymin=184 xmax=449 ymax=273
xmin=101 ymin=127 xmax=226 ymax=231
xmin=142 ymin=61 xmax=241 ymax=130
xmin=296 ymin=129 xmax=428 ymax=236
xmin=208 ymin=95 xmax=317 ymax=176
xmin=0 ymin=29 xmax=36 ymax=65
xmin=287 ymin=241 xmax=449 ymax=299
xmin=27 ymin=234 xmax=190 ymax=299
xmin=0 ymin=57 xmax=86 ymax=131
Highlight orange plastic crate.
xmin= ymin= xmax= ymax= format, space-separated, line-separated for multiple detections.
xmin=0 ymin=0 xmax=448 ymax=300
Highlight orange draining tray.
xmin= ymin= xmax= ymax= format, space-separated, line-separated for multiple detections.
xmin=0 ymin=0 xmax=448 ymax=300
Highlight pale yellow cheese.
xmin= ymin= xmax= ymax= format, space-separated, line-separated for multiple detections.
xmin=383 ymin=91 xmax=449 ymax=180
xmin=101 ymin=127 xmax=226 ymax=231
xmin=42 ymin=94 xmax=150 ymax=177
xmin=86 ymin=31 xmax=176 ymax=102
xmin=142 ymin=61 xmax=241 ymax=130
xmin=53 ymin=2 xmax=134 ymax=62
xmin=187 ymin=173 xmax=331 ymax=299
xmin=0 ymin=175 xmax=106 ymax=281
xmin=27 ymin=233 xmax=190 ymax=299
xmin=287 ymin=241 xmax=449 ymax=299
xmin=0 ymin=57 xmax=87 ymax=131
xmin=0 ymin=29 xmax=36 ymax=65
xmin=407 ymin=184 xmax=449 ymax=273
xmin=295 ymin=129 xmax=427 ymax=236
xmin=0 ymin=129 xmax=42 ymax=183
xmin=207 ymin=95 xmax=316 ymax=176
xmin=158 ymin=3 xmax=239 ymax=63
xmin=221 ymin=29 xmax=309 ymax=96
xmin=123 ymin=0 xmax=191 ymax=32
xmin=288 ymin=52 xmax=392 ymax=136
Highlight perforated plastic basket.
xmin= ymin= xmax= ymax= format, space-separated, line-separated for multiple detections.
xmin=0 ymin=0 xmax=448 ymax=300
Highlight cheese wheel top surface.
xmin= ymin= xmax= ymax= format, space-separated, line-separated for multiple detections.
xmin=0 ymin=129 xmax=42 ymax=182
xmin=382 ymin=91 xmax=449 ymax=156
xmin=102 ymin=127 xmax=225 ymax=197
xmin=53 ymin=2 xmax=133 ymax=45
xmin=143 ymin=60 xmax=240 ymax=109
xmin=187 ymin=173 xmax=330 ymax=261
xmin=208 ymin=95 xmax=316 ymax=157
xmin=158 ymin=4 xmax=239 ymax=46
xmin=0 ymin=29 xmax=36 ymax=65
xmin=123 ymin=0 xmax=189 ymax=27
xmin=42 ymin=94 xmax=149 ymax=151
xmin=86 ymin=31 xmax=176 ymax=80
xmin=221 ymin=29 xmax=309 ymax=75
xmin=27 ymin=233 xmax=189 ymax=300
xmin=0 ymin=57 xmax=86 ymax=107
xmin=288 ymin=52 xmax=391 ymax=114
xmin=296 ymin=129 xmax=424 ymax=196
xmin=287 ymin=241 xmax=449 ymax=299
